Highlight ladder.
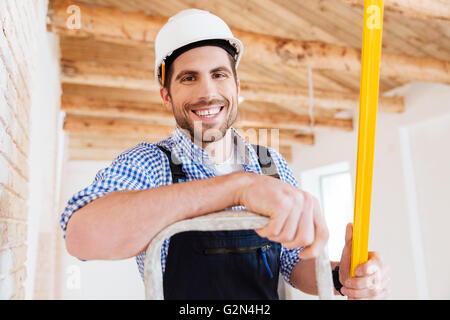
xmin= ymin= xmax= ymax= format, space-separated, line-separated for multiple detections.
xmin=143 ymin=210 xmax=334 ymax=300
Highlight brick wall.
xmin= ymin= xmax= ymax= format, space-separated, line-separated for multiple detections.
xmin=0 ymin=0 xmax=44 ymax=299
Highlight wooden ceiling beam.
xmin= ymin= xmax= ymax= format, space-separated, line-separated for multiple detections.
xmin=63 ymin=114 xmax=174 ymax=139
xmin=61 ymin=59 xmax=157 ymax=90
xmin=341 ymin=0 xmax=450 ymax=22
xmin=60 ymin=60 xmax=404 ymax=113
xmin=63 ymin=114 xmax=315 ymax=146
xmin=49 ymin=0 xmax=450 ymax=84
xmin=61 ymin=94 xmax=354 ymax=131
xmin=240 ymin=82 xmax=404 ymax=113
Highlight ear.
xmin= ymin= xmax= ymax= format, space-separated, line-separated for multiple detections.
xmin=160 ymin=86 xmax=173 ymax=112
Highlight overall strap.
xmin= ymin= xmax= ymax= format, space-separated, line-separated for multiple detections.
xmin=251 ymin=145 xmax=281 ymax=180
xmin=157 ymin=144 xmax=280 ymax=182
xmin=156 ymin=145 xmax=187 ymax=183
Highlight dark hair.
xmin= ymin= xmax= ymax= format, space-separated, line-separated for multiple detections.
xmin=160 ymin=39 xmax=238 ymax=95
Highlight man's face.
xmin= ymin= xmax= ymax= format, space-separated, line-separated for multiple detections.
xmin=160 ymin=46 xmax=240 ymax=144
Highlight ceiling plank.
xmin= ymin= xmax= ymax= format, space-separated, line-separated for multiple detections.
xmin=340 ymin=0 xmax=450 ymax=22
xmin=240 ymin=82 xmax=404 ymax=113
xmin=69 ymin=0 xmax=450 ymax=61
xmin=63 ymin=114 xmax=174 ymax=139
xmin=61 ymin=59 xmax=157 ymax=90
xmin=63 ymin=114 xmax=316 ymax=146
xmin=61 ymin=94 xmax=354 ymax=131
xmin=49 ymin=0 xmax=450 ymax=84
xmin=60 ymin=60 xmax=404 ymax=113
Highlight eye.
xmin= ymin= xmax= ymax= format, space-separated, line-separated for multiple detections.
xmin=213 ymin=72 xmax=227 ymax=79
xmin=181 ymin=75 xmax=195 ymax=82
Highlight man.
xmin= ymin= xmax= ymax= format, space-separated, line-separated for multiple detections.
xmin=61 ymin=9 xmax=390 ymax=299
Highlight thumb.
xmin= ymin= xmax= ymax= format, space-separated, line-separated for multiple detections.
xmin=341 ymin=222 xmax=353 ymax=259
xmin=345 ymin=222 xmax=353 ymax=245
xmin=339 ymin=223 xmax=353 ymax=280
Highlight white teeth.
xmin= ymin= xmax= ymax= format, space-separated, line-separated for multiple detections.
xmin=194 ymin=107 xmax=221 ymax=117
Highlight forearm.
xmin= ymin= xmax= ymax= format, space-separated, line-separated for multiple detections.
xmin=290 ymin=258 xmax=340 ymax=296
xmin=65 ymin=171 xmax=252 ymax=260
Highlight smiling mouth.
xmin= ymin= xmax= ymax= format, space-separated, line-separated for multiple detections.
xmin=191 ymin=106 xmax=224 ymax=119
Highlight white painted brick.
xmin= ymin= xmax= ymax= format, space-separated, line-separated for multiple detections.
xmin=0 ymin=0 xmax=50 ymax=300
xmin=0 ymin=117 xmax=30 ymax=179
xmin=0 ymin=219 xmax=27 ymax=248
xmin=0 ymin=152 xmax=29 ymax=199
xmin=6 ymin=1 xmax=34 ymax=112
xmin=2 ymin=6 xmax=32 ymax=90
xmin=0 ymin=247 xmax=13 ymax=275
xmin=0 ymin=0 xmax=7 ymax=20
xmin=0 ymin=265 xmax=26 ymax=300
xmin=11 ymin=244 xmax=27 ymax=268
xmin=0 ymin=186 xmax=28 ymax=221
xmin=11 ymin=285 xmax=25 ymax=300
xmin=0 ymin=272 xmax=15 ymax=300
xmin=0 ymin=57 xmax=6 ymax=90
xmin=0 ymin=245 xmax=28 ymax=275
xmin=2 ymin=84 xmax=30 ymax=155
xmin=0 ymin=17 xmax=32 ymax=129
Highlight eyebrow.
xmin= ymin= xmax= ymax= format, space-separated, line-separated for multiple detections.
xmin=174 ymin=66 xmax=232 ymax=81
xmin=211 ymin=66 xmax=232 ymax=74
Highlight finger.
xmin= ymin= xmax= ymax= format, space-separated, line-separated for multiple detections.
xmin=271 ymin=192 xmax=303 ymax=243
xmin=344 ymin=272 xmax=378 ymax=290
xmin=374 ymin=287 xmax=390 ymax=300
xmin=343 ymin=267 xmax=390 ymax=299
xmin=372 ymin=266 xmax=390 ymax=293
xmin=299 ymin=198 xmax=328 ymax=258
xmin=342 ymin=280 xmax=389 ymax=300
xmin=348 ymin=288 xmax=389 ymax=300
xmin=283 ymin=192 xmax=314 ymax=249
xmin=256 ymin=191 xmax=302 ymax=241
xmin=341 ymin=283 xmax=381 ymax=299
xmin=375 ymin=277 xmax=391 ymax=299
xmin=254 ymin=208 xmax=289 ymax=239
xmin=276 ymin=206 xmax=301 ymax=244
xmin=298 ymin=197 xmax=329 ymax=259
xmin=354 ymin=253 xmax=382 ymax=277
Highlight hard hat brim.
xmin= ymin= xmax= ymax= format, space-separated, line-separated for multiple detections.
xmin=155 ymin=36 xmax=243 ymax=86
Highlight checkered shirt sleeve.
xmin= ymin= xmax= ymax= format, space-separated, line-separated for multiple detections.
xmin=59 ymin=143 xmax=160 ymax=238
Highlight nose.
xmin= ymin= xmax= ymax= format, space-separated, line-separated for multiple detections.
xmin=195 ymin=73 xmax=219 ymax=101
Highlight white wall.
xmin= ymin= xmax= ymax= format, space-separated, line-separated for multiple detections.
xmin=286 ymin=82 xmax=450 ymax=300
xmin=58 ymin=160 xmax=144 ymax=300
xmin=408 ymin=114 xmax=450 ymax=299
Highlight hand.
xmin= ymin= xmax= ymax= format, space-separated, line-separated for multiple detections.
xmin=338 ymin=223 xmax=391 ymax=299
xmin=236 ymin=172 xmax=329 ymax=259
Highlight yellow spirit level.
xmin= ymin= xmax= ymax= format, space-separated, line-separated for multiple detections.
xmin=351 ymin=0 xmax=384 ymax=277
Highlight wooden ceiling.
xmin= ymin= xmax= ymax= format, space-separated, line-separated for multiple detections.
xmin=47 ymin=0 xmax=450 ymax=162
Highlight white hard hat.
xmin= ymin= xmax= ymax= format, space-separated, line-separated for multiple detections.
xmin=154 ymin=9 xmax=244 ymax=86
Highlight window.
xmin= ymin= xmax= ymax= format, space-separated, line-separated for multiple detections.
xmin=300 ymin=162 xmax=354 ymax=261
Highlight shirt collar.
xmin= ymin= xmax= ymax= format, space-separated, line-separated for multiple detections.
xmin=169 ymin=125 xmax=262 ymax=174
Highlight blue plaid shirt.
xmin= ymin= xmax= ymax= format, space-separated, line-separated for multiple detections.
xmin=60 ymin=126 xmax=302 ymax=287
